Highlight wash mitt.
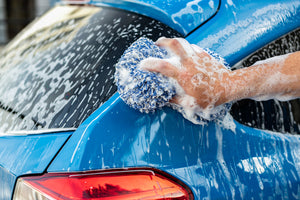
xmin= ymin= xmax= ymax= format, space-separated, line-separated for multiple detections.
xmin=115 ymin=37 xmax=231 ymax=124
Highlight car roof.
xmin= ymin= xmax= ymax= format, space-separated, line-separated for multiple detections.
xmin=56 ymin=0 xmax=220 ymax=35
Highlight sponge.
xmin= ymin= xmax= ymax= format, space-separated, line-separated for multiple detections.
xmin=115 ymin=37 xmax=175 ymax=113
xmin=114 ymin=37 xmax=231 ymax=123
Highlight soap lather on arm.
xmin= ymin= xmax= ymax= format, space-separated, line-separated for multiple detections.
xmin=141 ymin=37 xmax=300 ymax=110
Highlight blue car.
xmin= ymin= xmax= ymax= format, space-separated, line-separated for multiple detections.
xmin=0 ymin=0 xmax=299 ymax=199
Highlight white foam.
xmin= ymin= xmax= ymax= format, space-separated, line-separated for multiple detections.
xmin=227 ymin=0 xmax=234 ymax=6
xmin=209 ymin=0 xmax=215 ymax=9
xmin=198 ymin=2 xmax=300 ymax=58
xmin=176 ymin=38 xmax=197 ymax=58
xmin=160 ymin=38 xmax=230 ymax=123
xmin=118 ymin=67 xmax=131 ymax=86
xmin=218 ymin=113 xmax=236 ymax=132
xmin=250 ymin=54 xmax=298 ymax=102
xmin=171 ymin=0 xmax=204 ymax=25
xmin=139 ymin=38 xmax=232 ymax=124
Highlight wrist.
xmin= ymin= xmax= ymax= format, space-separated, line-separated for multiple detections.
xmin=222 ymin=66 xmax=267 ymax=104
xmin=219 ymin=69 xmax=252 ymax=105
xmin=214 ymin=70 xmax=233 ymax=106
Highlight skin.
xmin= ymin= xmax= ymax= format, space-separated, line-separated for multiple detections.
xmin=142 ymin=37 xmax=300 ymax=110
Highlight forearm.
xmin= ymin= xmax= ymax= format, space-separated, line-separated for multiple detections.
xmin=142 ymin=37 xmax=300 ymax=110
xmin=222 ymin=52 xmax=300 ymax=104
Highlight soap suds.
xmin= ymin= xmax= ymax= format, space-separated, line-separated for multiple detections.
xmin=168 ymin=38 xmax=231 ymax=122
xmin=116 ymin=37 xmax=232 ymax=124
xmin=155 ymin=38 xmax=232 ymax=123
xmin=250 ymin=54 xmax=298 ymax=102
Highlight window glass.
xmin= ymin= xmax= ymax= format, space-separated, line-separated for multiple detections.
xmin=0 ymin=5 xmax=181 ymax=133
xmin=230 ymin=28 xmax=300 ymax=134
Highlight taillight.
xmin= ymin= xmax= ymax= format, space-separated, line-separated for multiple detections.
xmin=13 ymin=168 xmax=194 ymax=200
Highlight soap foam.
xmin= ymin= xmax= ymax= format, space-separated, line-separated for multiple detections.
xmin=249 ymin=54 xmax=299 ymax=102
xmin=157 ymin=38 xmax=232 ymax=123
xmin=115 ymin=37 xmax=232 ymax=124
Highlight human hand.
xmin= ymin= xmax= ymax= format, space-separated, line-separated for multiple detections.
xmin=140 ymin=37 xmax=231 ymax=112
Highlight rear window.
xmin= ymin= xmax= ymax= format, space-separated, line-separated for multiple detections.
xmin=0 ymin=5 xmax=181 ymax=133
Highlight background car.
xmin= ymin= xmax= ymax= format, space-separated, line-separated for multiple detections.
xmin=0 ymin=0 xmax=299 ymax=199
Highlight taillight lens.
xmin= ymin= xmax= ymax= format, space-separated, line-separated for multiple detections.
xmin=13 ymin=168 xmax=194 ymax=200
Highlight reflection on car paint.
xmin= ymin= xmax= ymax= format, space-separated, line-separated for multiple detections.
xmin=0 ymin=0 xmax=299 ymax=199
xmin=47 ymin=0 xmax=300 ymax=199
xmin=198 ymin=1 xmax=300 ymax=58
xmin=49 ymin=96 xmax=300 ymax=199
xmin=0 ymin=132 xmax=71 ymax=199
xmin=92 ymin=0 xmax=219 ymax=35
xmin=187 ymin=0 xmax=300 ymax=64
xmin=169 ymin=0 xmax=216 ymax=31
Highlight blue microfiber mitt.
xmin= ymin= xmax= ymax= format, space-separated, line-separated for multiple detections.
xmin=115 ymin=37 xmax=231 ymax=124
xmin=115 ymin=37 xmax=175 ymax=113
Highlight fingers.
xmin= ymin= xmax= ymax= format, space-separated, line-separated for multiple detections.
xmin=156 ymin=37 xmax=214 ymax=72
xmin=191 ymin=44 xmax=212 ymax=60
xmin=140 ymin=57 xmax=179 ymax=79
xmin=156 ymin=37 xmax=194 ymax=60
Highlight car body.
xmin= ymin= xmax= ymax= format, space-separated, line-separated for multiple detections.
xmin=0 ymin=0 xmax=299 ymax=199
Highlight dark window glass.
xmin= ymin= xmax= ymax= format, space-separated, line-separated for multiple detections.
xmin=230 ymin=28 xmax=300 ymax=134
xmin=0 ymin=5 xmax=181 ymax=133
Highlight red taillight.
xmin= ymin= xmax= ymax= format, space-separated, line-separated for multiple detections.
xmin=13 ymin=168 xmax=194 ymax=200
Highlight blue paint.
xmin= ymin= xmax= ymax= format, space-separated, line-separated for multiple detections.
xmin=187 ymin=0 xmax=300 ymax=65
xmin=0 ymin=132 xmax=71 ymax=200
xmin=88 ymin=0 xmax=220 ymax=35
xmin=114 ymin=37 xmax=231 ymax=122
xmin=49 ymin=0 xmax=300 ymax=199
xmin=0 ymin=166 xmax=15 ymax=200
xmin=1 ymin=0 xmax=300 ymax=199
xmin=49 ymin=93 xmax=300 ymax=199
